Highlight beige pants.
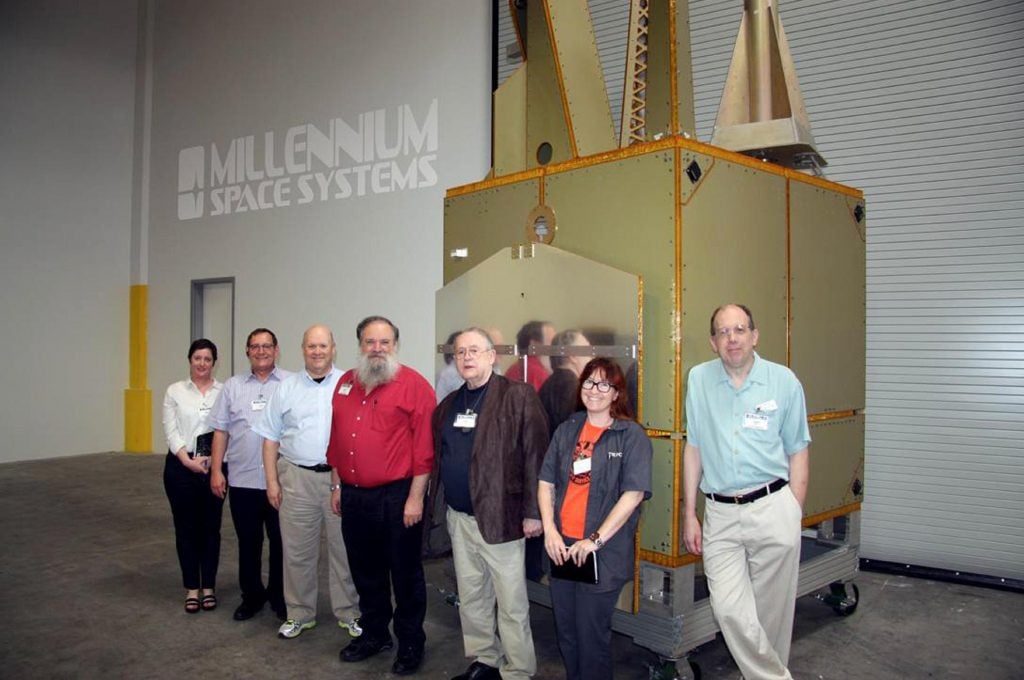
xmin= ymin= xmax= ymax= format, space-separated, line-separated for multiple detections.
xmin=703 ymin=485 xmax=802 ymax=680
xmin=277 ymin=458 xmax=359 ymax=623
xmin=447 ymin=508 xmax=536 ymax=679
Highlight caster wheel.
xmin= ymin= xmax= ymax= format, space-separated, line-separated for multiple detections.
xmin=831 ymin=582 xmax=860 ymax=616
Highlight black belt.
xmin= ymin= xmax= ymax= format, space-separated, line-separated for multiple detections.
xmin=706 ymin=478 xmax=787 ymax=505
xmin=295 ymin=462 xmax=332 ymax=473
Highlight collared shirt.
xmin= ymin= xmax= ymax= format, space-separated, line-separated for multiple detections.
xmin=208 ymin=366 xmax=291 ymax=489
xmin=685 ymin=352 xmax=811 ymax=495
xmin=539 ymin=413 xmax=652 ymax=591
xmin=162 ymin=379 xmax=223 ymax=454
xmin=327 ymin=365 xmax=435 ymax=488
xmin=252 ymin=366 xmax=341 ymax=467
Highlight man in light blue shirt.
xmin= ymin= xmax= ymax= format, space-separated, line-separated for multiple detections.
xmin=253 ymin=324 xmax=360 ymax=641
xmin=209 ymin=328 xmax=291 ymax=622
xmin=683 ymin=304 xmax=810 ymax=680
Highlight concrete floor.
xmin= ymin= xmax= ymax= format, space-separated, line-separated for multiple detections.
xmin=1 ymin=452 xmax=1021 ymax=679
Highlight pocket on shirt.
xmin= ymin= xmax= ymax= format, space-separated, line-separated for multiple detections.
xmin=371 ymin=406 xmax=406 ymax=432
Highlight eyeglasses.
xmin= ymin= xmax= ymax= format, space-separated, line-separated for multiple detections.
xmin=248 ymin=343 xmax=275 ymax=351
xmin=455 ymin=346 xmax=493 ymax=360
xmin=582 ymin=378 xmax=613 ymax=393
xmin=713 ymin=324 xmax=751 ymax=339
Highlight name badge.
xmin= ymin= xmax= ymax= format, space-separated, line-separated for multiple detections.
xmin=251 ymin=398 xmax=267 ymax=411
xmin=198 ymin=405 xmax=211 ymax=414
xmin=338 ymin=383 xmax=353 ymax=396
xmin=743 ymin=412 xmax=769 ymax=430
xmin=573 ymin=457 xmax=592 ymax=475
xmin=454 ymin=412 xmax=477 ymax=429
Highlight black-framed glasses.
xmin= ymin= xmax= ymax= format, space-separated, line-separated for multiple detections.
xmin=582 ymin=378 xmax=613 ymax=393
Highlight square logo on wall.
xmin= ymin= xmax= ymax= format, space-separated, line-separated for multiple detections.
xmin=178 ymin=146 xmax=205 ymax=220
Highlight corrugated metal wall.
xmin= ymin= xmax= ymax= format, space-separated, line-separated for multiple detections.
xmin=496 ymin=0 xmax=1024 ymax=580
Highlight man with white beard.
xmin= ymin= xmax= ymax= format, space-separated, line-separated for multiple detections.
xmin=327 ymin=316 xmax=436 ymax=676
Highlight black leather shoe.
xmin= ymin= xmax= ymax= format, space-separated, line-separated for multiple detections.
xmin=451 ymin=661 xmax=501 ymax=680
xmin=232 ymin=600 xmax=264 ymax=621
xmin=340 ymin=636 xmax=394 ymax=662
xmin=391 ymin=646 xmax=424 ymax=675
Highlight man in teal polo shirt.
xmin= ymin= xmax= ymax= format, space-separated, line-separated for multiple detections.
xmin=682 ymin=303 xmax=810 ymax=680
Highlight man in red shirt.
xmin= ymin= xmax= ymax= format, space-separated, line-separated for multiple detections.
xmin=328 ymin=316 xmax=436 ymax=676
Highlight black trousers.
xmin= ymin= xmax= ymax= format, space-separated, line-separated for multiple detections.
xmin=549 ymin=577 xmax=620 ymax=680
xmin=340 ymin=478 xmax=426 ymax=651
xmin=227 ymin=482 xmax=284 ymax=609
xmin=163 ymin=453 xmax=224 ymax=590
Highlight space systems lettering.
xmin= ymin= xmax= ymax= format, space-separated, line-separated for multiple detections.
xmin=177 ymin=99 xmax=438 ymax=220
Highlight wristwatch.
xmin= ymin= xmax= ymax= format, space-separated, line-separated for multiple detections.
xmin=329 ymin=483 xmax=341 ymax=492
xmin=588 ymin=531 xmax=604 ymax=550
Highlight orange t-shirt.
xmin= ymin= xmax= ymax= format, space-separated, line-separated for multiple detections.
xmin=559 ymin=420 xmax=608 ymax=539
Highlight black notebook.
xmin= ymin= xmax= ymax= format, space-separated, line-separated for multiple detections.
xmin=549 ymin=552 xmax=599 ymax=584
xmin=193 ymin=431 xmax=214 ymax=458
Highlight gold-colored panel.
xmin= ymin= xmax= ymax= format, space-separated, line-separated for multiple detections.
xmin=542 ymin=151 xmax=677 ymax=430
xmin=680 ymin=159 xmax=789 ymax=419
xmin=443 ymin=181 xmax=540 ymax=283
xmin=639 ymin=436 xmax=677 ymax=554
xmin=805 ymin=416 xmax=865 ymax=517
xmin=526 ymin=0 xmax=573 ymax=168
xmin=789 ymin=183 xmax=866 ymax=413
xmin=493 ymin=64 xmax=528 ymax=177
xmin=646 ymin=0 xmax=696 ymax=140
xmin=677 ymin=150 xmax=714 ymax=205
xmin=544 ymin=0 xmax=616 ymax=156
xmin=672 ymin=0 xmax=696 ymax=138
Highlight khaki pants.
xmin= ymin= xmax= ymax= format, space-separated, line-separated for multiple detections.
xmin=703 ymin=485 xmax=802 ymax=680
xmin=447 ymin=509 xmax=536 ymax=679
xmin=277 ymin=458 xmax=359 ymax=623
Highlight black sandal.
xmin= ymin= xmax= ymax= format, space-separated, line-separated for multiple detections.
xmin=184 ymin=597 xmax=201 ymax=614
xmin=200 ymin=593 xmax=218 ymax=611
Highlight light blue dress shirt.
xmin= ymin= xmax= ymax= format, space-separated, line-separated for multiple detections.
xmin=252 ymin=366 xmax=341 ymax=467
xmin=208 ymin=366 xmax=291 ymax=489
xmin=685 ymin=353 xmax=810 ymax=495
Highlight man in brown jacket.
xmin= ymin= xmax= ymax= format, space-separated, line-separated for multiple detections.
xmin=431 ymin=327 xmax=549 ymax=680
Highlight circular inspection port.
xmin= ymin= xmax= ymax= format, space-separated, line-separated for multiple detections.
xmin=536 ymin=142 xmax=553 ymax=166
xmin=525 ymin=205 xmax=556 ymax=244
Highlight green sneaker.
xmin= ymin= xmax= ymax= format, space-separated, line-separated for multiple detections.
xmin=338 ymin=618 xmax=363 ymax=638
xmin=278 ymin=619 xmax=316 ymax=639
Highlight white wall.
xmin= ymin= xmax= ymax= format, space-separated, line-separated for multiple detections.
xmin=0 ymin=0 xmax=139 ymax=461
xmin=146 ymin=0 xmax=492 ymax=450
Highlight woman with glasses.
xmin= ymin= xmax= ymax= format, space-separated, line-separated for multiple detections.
xmin=162 ymin=338 xmax=224 ymax=614
xmin=538 ymin=357 xmax=653 ymax=680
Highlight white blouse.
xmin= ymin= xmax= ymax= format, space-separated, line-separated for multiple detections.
xmin=162 ymin=379 xmax=223 ymax=455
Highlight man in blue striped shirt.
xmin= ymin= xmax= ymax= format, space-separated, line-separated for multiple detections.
xmin=209 ymin=328 xmax=292 ymax=621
